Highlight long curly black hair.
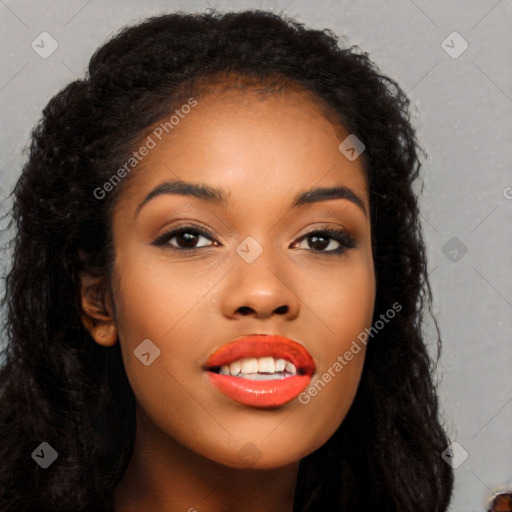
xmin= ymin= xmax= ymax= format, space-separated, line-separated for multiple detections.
xmin=0 ymin=9 xmax=454 ymax=511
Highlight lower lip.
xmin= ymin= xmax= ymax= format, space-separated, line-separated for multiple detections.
xmin=206 ymin=372 xmax=311 ymax=408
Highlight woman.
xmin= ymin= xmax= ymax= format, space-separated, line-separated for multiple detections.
xmin=0 ymin=10 xmax=454 ymax=511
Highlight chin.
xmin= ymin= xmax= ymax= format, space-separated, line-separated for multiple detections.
xmin=203 ymin=438 xmax=319 ymax=471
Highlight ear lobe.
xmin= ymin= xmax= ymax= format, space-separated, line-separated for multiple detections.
xmin=80 ymin=273 xmax=117 ymax=347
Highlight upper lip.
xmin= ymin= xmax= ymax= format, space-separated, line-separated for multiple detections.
xmin=205 ymin=334 xmax=316 ymax=375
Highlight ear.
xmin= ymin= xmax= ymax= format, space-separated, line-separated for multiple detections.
xmin=80 ymin=273 xmax=117 ymax=347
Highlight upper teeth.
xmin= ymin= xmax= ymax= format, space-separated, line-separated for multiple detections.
xmin=219 ymin=357 xmax=297 ymax=377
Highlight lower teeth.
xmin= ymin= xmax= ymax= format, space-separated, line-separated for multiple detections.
xmin=234 ymin=372 xmax=291 ymax=380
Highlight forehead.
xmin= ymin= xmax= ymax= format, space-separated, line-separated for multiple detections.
xmin=117 ymin=87 xmax=368 ymax=213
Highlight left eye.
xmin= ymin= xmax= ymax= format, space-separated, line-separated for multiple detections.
xmin=292 ymin=229 xmax=357 ymax=254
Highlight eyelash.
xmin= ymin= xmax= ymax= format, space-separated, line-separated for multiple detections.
xmin=152 ymin=224 xmax=357 ymax=256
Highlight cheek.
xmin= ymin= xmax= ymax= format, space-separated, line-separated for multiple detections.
xmin=299 ymin=254 xmax=376 ymax=349
xmin=110 ymin=255 xmax=212 ymax=407
xmin=291 ymin=257 xmax=375 ymax=445
xmin=112 ymin=248 xmax=222 ymax=347
xmin=111 ymin=265 xmax=224 ymax=450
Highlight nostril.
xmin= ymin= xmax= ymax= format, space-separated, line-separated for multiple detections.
xmin=235 ymin=305 xmax=289 ymax=316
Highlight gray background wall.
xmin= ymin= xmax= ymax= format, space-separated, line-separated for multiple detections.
xmin=1 ymin=0 xmax=511 ymax=510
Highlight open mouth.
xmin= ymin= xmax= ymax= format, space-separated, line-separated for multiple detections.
xmin=209 ymin=355 xmax=303 ymax=380
xmin=205 ymin=334 xmax=315 ymax=408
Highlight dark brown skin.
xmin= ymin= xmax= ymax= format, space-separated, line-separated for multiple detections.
xmin=81 ymin=88 xmax=376 ymax=511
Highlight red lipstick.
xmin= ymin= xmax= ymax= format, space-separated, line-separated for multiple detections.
xmin=205 ymin=334 xmax=315 ymax=408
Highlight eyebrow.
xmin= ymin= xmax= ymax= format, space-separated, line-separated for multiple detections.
xmin=135 ymin=180 xmax=367 ymax=218
xmin=134 ymin=181 xmax=226 ymax=219
xmin=291 ymin=185 xmax=367 ymax=216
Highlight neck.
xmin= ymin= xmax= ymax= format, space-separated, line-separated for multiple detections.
xmin=113 ymin=408 xmax=299 ymax=512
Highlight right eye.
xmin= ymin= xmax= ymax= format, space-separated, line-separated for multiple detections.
xmin=152 ymin=226 xmax=220 ymax=251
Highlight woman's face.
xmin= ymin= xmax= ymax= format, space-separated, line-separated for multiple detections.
xmin=103 ymin=87 xmax=375 ymax=468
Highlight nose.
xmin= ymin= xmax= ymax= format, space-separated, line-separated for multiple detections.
xmin=221 ymin=245 xmax=300 ymax=320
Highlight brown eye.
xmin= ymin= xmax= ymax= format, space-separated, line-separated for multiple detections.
xmin=292 ymin=228 xmax=357 ymax=255
xmin=173 ymin=231 xmax=204 ymax=248
xmin=305 ymin=233 xmax=337 ymax=251
xmin=152 ymin=226 xmax=217 ymax=250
